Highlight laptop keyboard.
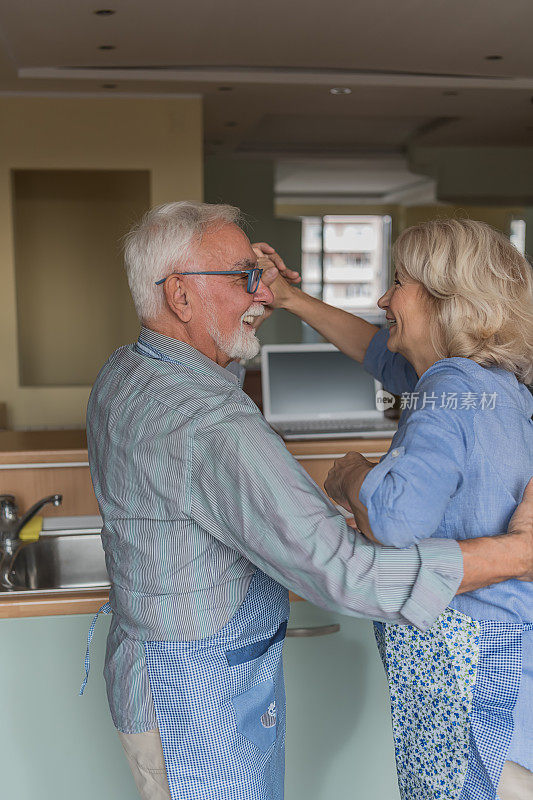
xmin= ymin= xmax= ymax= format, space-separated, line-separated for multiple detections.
xmin=281 ymin=418 xmax=397 ymax=435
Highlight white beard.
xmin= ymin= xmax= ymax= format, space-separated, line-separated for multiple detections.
xmin=202 ymin=291 xmax=264 ymax=361
xmin=210 ymin=318 xmax=261 ymax=361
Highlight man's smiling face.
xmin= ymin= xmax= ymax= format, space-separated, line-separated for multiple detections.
xmin=187 ymin=223 xmax=274 ymax=365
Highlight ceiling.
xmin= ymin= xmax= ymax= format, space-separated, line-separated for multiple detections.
xmin=275 ymin=158 xmax=437 ymax=205
xmin=0 ymin=0 xmax=531 ymax=198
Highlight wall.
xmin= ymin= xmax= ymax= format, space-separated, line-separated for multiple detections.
xmin=13 ymin=169 xmax=149 ymax=387
xmin=0 ymin=96 xmax=203 ymax=429
xmin=408 ymin=145 xmax=533 ymax=255
xmin=400 ymin=204 xmax=524 ymax=235
xmin=409 ymin=146 xmax=533 ymax=207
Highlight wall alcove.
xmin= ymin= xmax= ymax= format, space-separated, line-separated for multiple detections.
xmin=13 ymin=169 xmax=150 ymax=387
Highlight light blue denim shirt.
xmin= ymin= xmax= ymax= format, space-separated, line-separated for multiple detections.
xmin=362 ymin=327 xmax=533 ymax=771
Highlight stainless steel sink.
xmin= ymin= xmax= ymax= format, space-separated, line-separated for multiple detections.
xmin=3 ymin=515 xmax=110 ymax=594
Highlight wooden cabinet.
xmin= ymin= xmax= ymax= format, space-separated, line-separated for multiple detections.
xmin=286 ymin=437 xmax=391 ymax=602
xmin=0 ymin=430 xmax=98 ymax=518
xmin=286 ymin=437 xmax=391 ymax=490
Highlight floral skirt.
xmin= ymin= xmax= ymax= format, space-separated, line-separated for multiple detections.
xmin=375 ymin=609 xmax=533 ymax=800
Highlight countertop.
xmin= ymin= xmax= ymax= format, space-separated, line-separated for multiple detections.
xmin=0 ymin=429 xmax=392 ymax=618
xmin=0 ymin=588 xmax=110 ymax=619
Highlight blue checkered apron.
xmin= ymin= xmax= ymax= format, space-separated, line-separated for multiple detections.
xmin=81 ymin=339 xmax=289 ymax=796
xmin=375 ymin=609 xmax=533 ymax=800
xmin=145 ymin=569 xmax=290 ymax=800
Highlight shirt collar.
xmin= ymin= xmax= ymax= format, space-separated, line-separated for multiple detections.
xmin=137 ymin=326 xmax=240 ymax=386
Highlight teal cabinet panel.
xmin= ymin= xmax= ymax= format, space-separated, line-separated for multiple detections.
xmin=284 ymin=603 xmax=400 ymax=800
xmin=1 ymin=605 xmax=399 ymax=800
xmin=0 ymin=614 xmax=137 ymax=800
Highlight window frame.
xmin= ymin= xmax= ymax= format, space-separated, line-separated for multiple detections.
xmin=301 ymin=214 xmax=391 ymax=323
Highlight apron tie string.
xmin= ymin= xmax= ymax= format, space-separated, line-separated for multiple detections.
xmin=79 ymin=602 xmax=112 ymax=696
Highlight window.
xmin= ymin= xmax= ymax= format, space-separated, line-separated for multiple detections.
xmin=301 ymin=215 xmax=391 ymax=322
xmin=510 ymin=219 xmax=526 ymax=256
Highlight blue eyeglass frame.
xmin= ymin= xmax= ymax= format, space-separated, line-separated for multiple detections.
xmin=154 ymin=268 xmax=263 ymax=294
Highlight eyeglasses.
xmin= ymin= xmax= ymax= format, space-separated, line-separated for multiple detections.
xmin=154 ymin=268 xmax=264 ymax=294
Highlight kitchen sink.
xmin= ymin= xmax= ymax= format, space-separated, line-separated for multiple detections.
xmin=3 ymin=515 xmax=110 ymax=593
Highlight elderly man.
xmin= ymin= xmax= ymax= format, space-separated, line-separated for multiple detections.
xmin=85 ymin=202 xmax=533 ymax=800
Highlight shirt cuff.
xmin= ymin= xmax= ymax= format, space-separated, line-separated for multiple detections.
xmin=397 ymin=538 xmax=463 ymax=631
xmin=359 ymin=445 xmax=404 ymax=503
xmin=359 ymin=446 xmax=411 ymax=547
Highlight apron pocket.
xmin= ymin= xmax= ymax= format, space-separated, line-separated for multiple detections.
xmin=225 ymin=620 xmax=287 ymax=666
xmin=231 ymin=678 xmax=277 ymax=753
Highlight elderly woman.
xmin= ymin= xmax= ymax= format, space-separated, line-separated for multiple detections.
xmin=258 ymin=219 xmax=533 ymax=800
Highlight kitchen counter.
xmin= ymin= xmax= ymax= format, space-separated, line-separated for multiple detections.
xmin=0 ymin=587 xmax=109 ymax=619
xmin=0 ymin=586 xmax=312 ymax=619
xmin=1 ymin=430 xmax=393 ymax=617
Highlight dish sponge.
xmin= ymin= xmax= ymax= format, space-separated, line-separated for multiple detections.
xmin=18 ymin=515 xmax=43 ymax=542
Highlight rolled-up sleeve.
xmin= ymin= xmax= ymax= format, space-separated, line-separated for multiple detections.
xmin=359 ymin=373 xmax=472 ymax=548
xmin=190 ymin=407 xmax=463 ymax=631
xmin=363 ymin=328 xmax=419 ymax=394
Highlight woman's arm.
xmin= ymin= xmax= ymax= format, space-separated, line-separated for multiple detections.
xmin=328 ymin=461 xmax=533 ymax=590
xmin=254 ymin=242 xmax=379 ymax=364
xmin=255 ymin=242 xmax=419 ymax=394
xmin=282 ymin=285 xmax=379 ymax=364
xmin=327 ymin=369 xmax=475 ymax=548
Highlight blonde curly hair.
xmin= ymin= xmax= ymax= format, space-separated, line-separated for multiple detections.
xmin=393 ymin=219 xmax=533 ymax=384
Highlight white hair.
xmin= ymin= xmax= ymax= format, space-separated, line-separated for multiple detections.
xmin=123 ymin=201 xmax=241 ymax=322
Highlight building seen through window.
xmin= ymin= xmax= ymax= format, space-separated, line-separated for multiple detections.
xmin=510 ymin=219 xmax=526 ymax=256
xmin=302 ymin=215 xmax=391 ymax=322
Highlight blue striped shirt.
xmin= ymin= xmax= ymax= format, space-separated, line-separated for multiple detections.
xmin=86 ymin=326 xmax=463 ymax=733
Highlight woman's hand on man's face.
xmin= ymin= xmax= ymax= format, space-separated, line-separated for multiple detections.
xmin=252 ymin=242 xmax=301 ymax=285
xmin=252 ymin=243 xmax=301 ymax=310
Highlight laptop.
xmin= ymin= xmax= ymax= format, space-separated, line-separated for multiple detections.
xmin=261 ymin=343 xmax=397 ymax=440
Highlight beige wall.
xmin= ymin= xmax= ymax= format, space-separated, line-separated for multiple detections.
xmin=14 ymin=169 xmax=149 ymax=387
xmin=400 ymin=204 xmax=524 ymax=234
xmin=276 ymin=202 xmax=523 ymax=235
xmin=0 ymin=96 xmax=203 ymax=429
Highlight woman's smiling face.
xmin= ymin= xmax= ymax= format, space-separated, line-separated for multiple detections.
xmin=377 ymin=270 xmax=439 ymax=376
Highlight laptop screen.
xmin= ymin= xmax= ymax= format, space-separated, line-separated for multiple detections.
xmin=266 ymin=348 xmax=379 ymax=420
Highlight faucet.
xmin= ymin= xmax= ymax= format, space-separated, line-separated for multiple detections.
xmin=0 ymin=494 xmax=62 ymax=590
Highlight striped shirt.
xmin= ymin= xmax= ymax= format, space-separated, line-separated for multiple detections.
xmin=86 ymin=326 xmax=463 ymax=733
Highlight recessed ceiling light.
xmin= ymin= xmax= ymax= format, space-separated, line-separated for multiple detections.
xmin=218 ymin=86 xmax=233 ymax=92
xmin=98 ymin=44 xmax=116 ymax=50
xmin=101 ymin=83 xmax=117 ymax=89
xmin=94 ymin=9 xmax=115 ymax=15
xmin=330 ymin=87 xmax=352 ymax=95
xmin=485 ymin=54 xmax=503 ymax=60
